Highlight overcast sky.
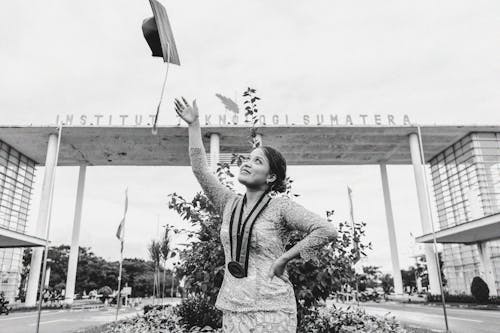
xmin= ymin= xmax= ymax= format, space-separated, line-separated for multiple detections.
xmin=1 ymin=0 xmax=499 ymax=273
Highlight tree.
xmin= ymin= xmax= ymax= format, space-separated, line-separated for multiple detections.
xmin=380 ymin=274 xmax=394 ymax=294
xmin=357 ymin=265 xmax=382 ymax=291
xmin=401 ymin=252 xmax=446 ymax=293
xmin=160 ymin=226 xmax=171 ymax=299
xmin=470 ymin=276 xmax=489 ymax=304
xmin=148 ymin=240 xmax=162 ymax=300
xmin=121 ymin=258 xmax=157 ymax=297
xmin=18 ymin=246 xmax=169 ymax=301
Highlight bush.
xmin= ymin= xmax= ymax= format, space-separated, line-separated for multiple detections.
xmin=143 ymin=304 xmax=172 ymax=314
xmin=298 ymin=304 xmax=407 ymax=333
xmin=97 ymin=286 xmax=112 ymax=303
xmin=76 ymin=307 xmax=222 ymax=333
xmin=470 ymin=276 xmax=490 ymax=304
xmin=175 ymin=294 xmax=222 ymax=330
xmin=426 ymin=292 xmax=500 ymax=305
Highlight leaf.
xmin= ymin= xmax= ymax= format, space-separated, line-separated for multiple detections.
xmin=215 ymin=93 xmax=240 ymax=114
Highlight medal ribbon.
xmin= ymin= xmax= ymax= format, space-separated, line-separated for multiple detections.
xmin=228 ymin=191 xmax=272 ymax=277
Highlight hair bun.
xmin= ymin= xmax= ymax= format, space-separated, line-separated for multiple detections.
xmin=272 ymin=179 xmax=287 ymax=193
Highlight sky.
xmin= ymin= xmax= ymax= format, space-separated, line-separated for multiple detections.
xmin=1 ymin=0 xmax=499 ymax=273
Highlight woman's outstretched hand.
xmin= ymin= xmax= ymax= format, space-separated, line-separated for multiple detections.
xmin=175 ymin=97 xmax=199 ymax=125
xmin=268 ymin=257 xmax=290 ymax=284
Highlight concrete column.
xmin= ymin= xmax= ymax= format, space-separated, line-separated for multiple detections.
xmin=409 ymin=132 xmax=441 ymax=295
xmin=44 ymin=266 xmax=51 ymax=289
xmin=379 ymin=164 xmax=404 ymax=294
xmin=477 ymin=241 xmax=498 ymax=296
xmin=26 ymin=133 xmax=59 ymax=306
xmin=64 ymin=165 xmax=87 ymax=305
xmin=209 ymin=133 xmax=220 ymax=171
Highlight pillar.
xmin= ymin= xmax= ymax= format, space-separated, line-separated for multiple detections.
xmin=477 ymin=241 xmax=498 ymax=296
xmin=25 ymin=133 xmax=59 ymax=306
xmin=44 ymin=266 xmax=51 ymax=289
xmin=379 ymin=164 xmax=404 ymax=294
xmin=64 ymin=165 xmax=87 ymax=305
xmin=409 ymin=133 xmax=441 ymax=295
xmin=209 ymin=133 xmax=220 ymax=171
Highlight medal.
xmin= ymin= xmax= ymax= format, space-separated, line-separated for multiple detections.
xmin=228 ymin=191 xmax=272 ymax=278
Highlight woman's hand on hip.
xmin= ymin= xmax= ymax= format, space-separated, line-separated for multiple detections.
xmin=268 ymin=257 xmax=290 ymax=284
xmin=175 ymin=97 xmax=199 ymax=125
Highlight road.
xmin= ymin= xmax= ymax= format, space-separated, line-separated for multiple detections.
xmin=0 ymin=307 xmax=140 ymax=333
xmin=3 ymin=299 xmax=498 ymax=333
xmin=328 ymin=300 xmax=500 ymax=333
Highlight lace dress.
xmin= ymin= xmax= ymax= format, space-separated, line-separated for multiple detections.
xmin=189 ymin=146 xmax=337 ymax=333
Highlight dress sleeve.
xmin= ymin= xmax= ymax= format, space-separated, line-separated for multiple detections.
xmin=278 ymin=196 xmax=337 ymax=261
xmin=189 ymin=146 xmax=236 ymax=216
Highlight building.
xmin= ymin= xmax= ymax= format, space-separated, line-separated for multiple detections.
xmin=0 ymin=124 xmax=498 ymax=305
xmin=418 ymin=132 xmax=500 ymax=295
xmin=0 ymin=140 xmax=45 ymax=302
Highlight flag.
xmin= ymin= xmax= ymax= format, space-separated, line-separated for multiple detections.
xmin=116 ymin=189 xmax=128 ymax=252
xmin=347 ymin=186 xmax=354 ymax=225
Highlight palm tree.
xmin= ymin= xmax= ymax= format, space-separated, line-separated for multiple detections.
xmin=148 ymin=240 xmax=161 ymax=304
xmin=160 ymin=226 xmax=171 ymax=302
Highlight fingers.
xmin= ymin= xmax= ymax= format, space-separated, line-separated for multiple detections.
xmin=268 ymin=266 xmax=289 ymax=284
xmin=174 ymin=107 xmax=181 ymax=118
xmin=278 ymin=275 xmax=290 ymax=284
xmin=181 ymin=96 xmax=190 ymax=108
xmin=268 ymin=267 xmax=274 ymax=280
xmin=174 ymin=98 xmax=183 ymax=110
xmin=193 ymin=99 xmax=198 ymax=110
xmin=174 ymin=100 xmax=184 ymax=118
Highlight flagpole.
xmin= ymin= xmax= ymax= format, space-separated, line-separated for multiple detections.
xmin=416 ymin=126 xmax=449 ymax=332
xmin=115 ymin=188 xmax=128 ymax=322
xmin=115 ymin=250 xmax=123 ymax=321
xmin=347 ymin=186 xmax=360 ymax=305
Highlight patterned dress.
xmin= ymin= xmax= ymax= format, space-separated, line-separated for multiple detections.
xmin=189 ymin=146 xmax=337 ymax=333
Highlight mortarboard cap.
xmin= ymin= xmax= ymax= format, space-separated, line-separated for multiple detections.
xmin=142 ymin=0 xmax=180 ymax=65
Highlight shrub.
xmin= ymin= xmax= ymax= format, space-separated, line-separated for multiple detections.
xmin=470 ymin=276 xmax=490 ymax=304
xmin=143 ymin=304 xmax=172 ymax=314
xmin=75 ymin=307 xmax=223 ymax=333
xmin=426 ymin=292 xmax=500 ymax=305
xmin=175 ymin=294 xmax=222 ymax=330
xmin=97 ymin=286 xmax=112 ymax=303
xmin=298 ymin=304 xmax=407 ymax=333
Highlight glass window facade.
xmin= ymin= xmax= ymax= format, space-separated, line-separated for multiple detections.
xmin=430 ymin=132 xmax=500 ymax=295
xmin=0 ymin=140 xmax=36 ymax=302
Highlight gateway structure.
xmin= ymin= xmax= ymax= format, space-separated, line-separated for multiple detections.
xmin=0 ymin=124 xmax=498 ymax=304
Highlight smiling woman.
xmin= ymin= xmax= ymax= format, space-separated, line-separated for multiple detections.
xmin=174 ymin=97 xmax=337 ymax=332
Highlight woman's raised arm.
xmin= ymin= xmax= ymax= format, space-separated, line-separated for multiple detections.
xmin=175 ymin=98 xmax=236 ymax=216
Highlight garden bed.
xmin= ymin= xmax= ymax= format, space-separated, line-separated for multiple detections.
xmin=73 ymin=300 xmax=442 ymax=333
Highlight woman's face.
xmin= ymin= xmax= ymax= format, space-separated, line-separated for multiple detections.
xmin=237 ymin=148 xmax=276 ymax=189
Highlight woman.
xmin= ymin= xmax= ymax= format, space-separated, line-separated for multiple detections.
xmin=175 ymin=97 xmax=338 ymax=332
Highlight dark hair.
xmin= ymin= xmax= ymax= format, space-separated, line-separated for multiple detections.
xmin=259 ymin=146 xmax=287 ymax=193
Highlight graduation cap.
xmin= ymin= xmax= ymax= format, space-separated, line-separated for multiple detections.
xmin=142 ymin=0 xmax=181 ymax=134
xmin=142 ymin=0 xmax=180 ymax=65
